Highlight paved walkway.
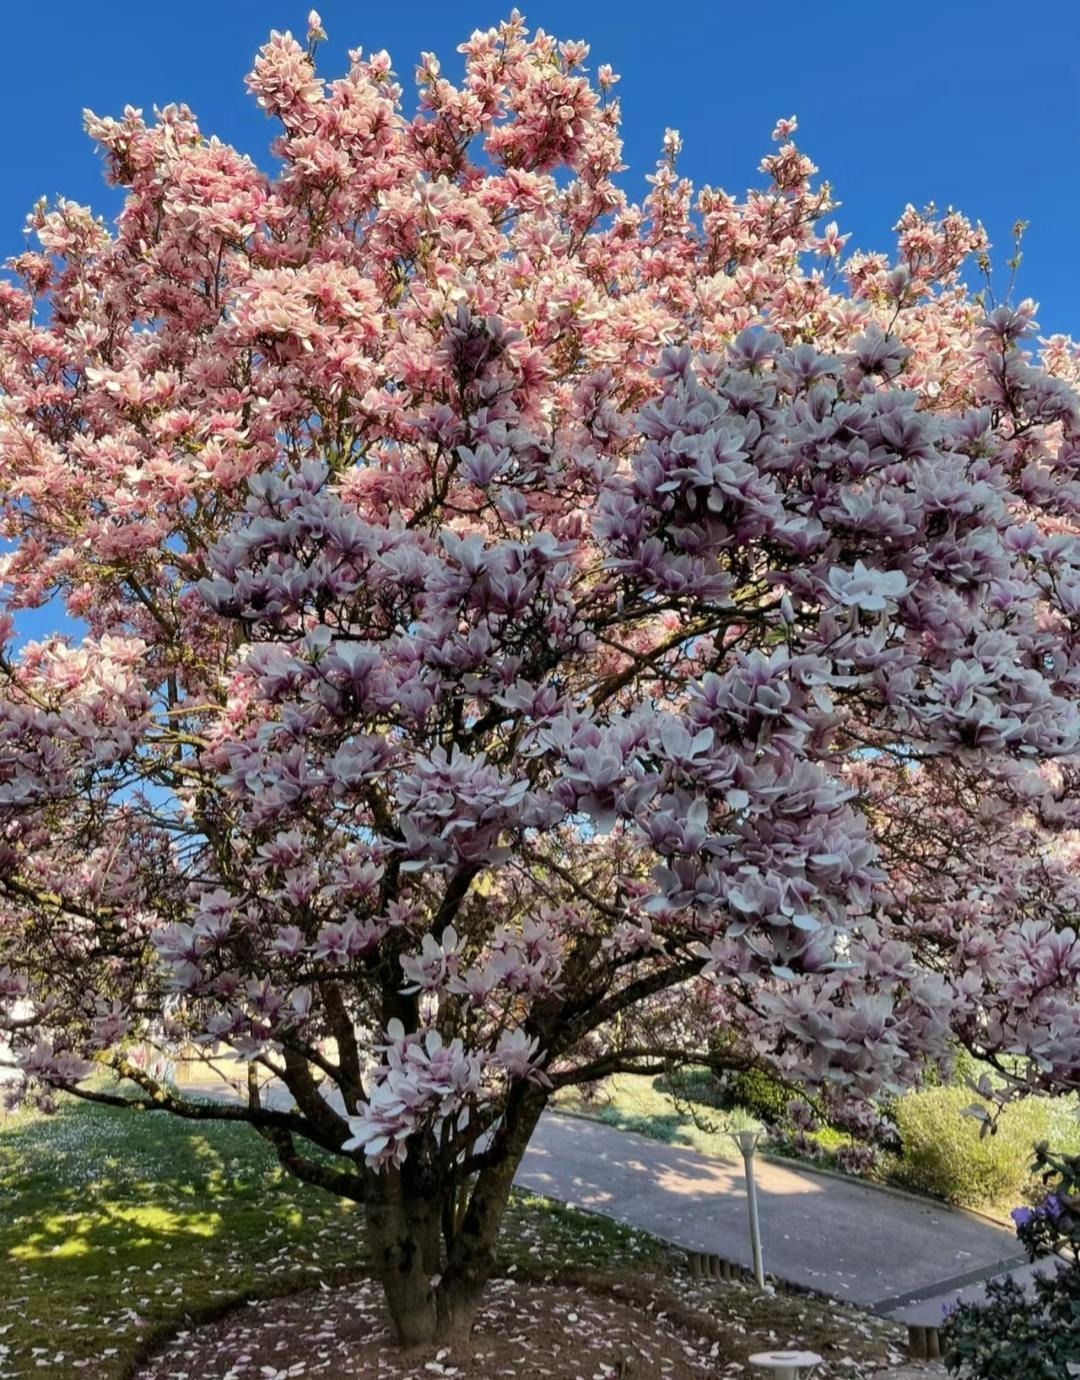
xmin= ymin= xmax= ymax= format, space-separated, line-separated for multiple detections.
xmin=888 ymin=1255 xmax=1061 ymax=1327
xmin=518 ymin=1113 xmax=1020 ymax=1310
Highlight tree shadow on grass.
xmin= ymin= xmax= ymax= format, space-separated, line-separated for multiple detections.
xmin=590 ymin=1105 xmax=699 ymax=1147
xmin=0 ymin=1096 xmax=367 ymax=1379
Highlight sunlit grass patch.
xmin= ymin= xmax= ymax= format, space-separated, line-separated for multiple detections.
xmin=0 ymin=1097 xmax=366 ymax=1379
xmin=503 ymin=1190 xmax=673 ymax=1274
xmin=554 ymin=1071 xmax=762 ymax=1159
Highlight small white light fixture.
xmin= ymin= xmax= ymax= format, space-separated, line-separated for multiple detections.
xmin=749 ymin=1349 xmax=823 ymax=1380
xmin=733 ymin=1128 xmax=762 ymax=1156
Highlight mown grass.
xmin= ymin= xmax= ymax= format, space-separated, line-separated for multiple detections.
xmin=0 ymin=1095 xmax=669 ymax=1380
xmin=0 ymin=1097 xmax=366 ymax=1378
xmin=553 ymin=1071 xmax=762 ymax=1159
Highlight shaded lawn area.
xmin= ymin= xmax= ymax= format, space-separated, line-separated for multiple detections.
xmin=0 ymin=1096 xmax=668 ymax=1380
xmin=554 ymin=1071 xmax=763 ymax=1159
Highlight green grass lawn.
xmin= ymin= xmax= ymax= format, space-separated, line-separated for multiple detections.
xmin=0 ymin=1096 xmax=669 ymax=1380
xmin=0 ymin=1098 xmax=366 ymax=1378
xmin=554 ymin=1071 xmax=762 ymax=1159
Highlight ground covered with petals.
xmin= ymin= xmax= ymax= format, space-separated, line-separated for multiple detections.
xmin=135 ymin=1277 xmax=715 ymax=1380
xmin=2 ymin=1098 xmax=910 ymax=1379
xmin=133 ymin=1272 xmax=910 ymax=1380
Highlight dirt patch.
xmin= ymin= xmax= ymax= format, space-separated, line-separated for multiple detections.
xmin=871 ymin=1369 xmax=947 ymax=1379
xmin=132 ymin=1267 xmax=915 ymax=1379
xmin=674 ymin=1273 xmax=910 ymax=1373
xmin=133 ymin=1276 xmax=721 ymax=1379
xmin=539 ymin=1265 xmax=910 ymax=1375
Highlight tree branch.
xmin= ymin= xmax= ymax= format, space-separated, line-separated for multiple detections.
xmin=256 ymin=1124 xmax=367 ymax=1201
xmin=54 ymin=1074 xmax=339 ymax=1151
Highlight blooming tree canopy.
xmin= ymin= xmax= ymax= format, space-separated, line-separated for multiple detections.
xmin=2 ymin=11 xmax=1080 ymax=1342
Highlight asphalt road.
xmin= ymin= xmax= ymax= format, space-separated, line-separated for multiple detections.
xmin=516 ymin=1112 xmax=1021 ymax=1310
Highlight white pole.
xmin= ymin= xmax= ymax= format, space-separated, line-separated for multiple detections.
xmin=743 ymin=1146 xmax=766 ymax=1288
xmin=733 ymin=1130 xmax=766 ymax=1289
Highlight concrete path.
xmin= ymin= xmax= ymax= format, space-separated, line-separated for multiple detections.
xmin=517 ymin=1113 xmax=1020 ymax=1310
xmin=888 ymin=1255 xmax=1062 ymax=1328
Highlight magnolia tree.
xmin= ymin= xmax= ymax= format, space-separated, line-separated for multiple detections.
xmin=2 ymin=11 xmax=1080 ymax=1344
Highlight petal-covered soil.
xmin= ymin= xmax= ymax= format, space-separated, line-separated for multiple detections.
xmin=134 ymin=1277 xmax=714 ymax=1380
xmin=133 ymin=1270 xmax=916 ymax=1380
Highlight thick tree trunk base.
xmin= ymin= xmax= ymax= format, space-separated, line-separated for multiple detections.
xmin=375 ymin=1258 xmax=488 ymax=1346
xmin=366 ymin=1090 xmax=547 ymax=1345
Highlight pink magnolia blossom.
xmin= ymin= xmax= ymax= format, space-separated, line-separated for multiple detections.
xmin=1 ymin=12 xmax=1079 ymax=1345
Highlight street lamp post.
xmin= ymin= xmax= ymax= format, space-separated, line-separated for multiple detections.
xmin=732 ymin=1129 xmax=766 ymax=1289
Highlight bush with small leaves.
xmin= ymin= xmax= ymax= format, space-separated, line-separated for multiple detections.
xmin=716 ymin=1067 xmax=794 ymax=1125
xmin=893 ymin=1086 xmax=1057 ymax=1209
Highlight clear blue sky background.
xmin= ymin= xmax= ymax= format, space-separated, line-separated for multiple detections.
xmin=1 ymin=0 xmax=1078 ymax=334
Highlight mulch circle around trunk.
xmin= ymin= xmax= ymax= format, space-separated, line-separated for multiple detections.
xmin=132 ymin=1275 xmax=724 ymax=1379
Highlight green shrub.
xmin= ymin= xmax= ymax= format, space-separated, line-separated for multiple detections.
xmin=711 ymin=1065 xmax=794 ymax=1120
xmin=947 ymin=1046 xmax=982 ymax=1089
xmin=654 ymin=1065 xmax=729 ymax=1110
xmin=892 ymin=1086 xmax=1055 ymax=1210
xmin=655 ymin=1063 xmax=798 ymax=1127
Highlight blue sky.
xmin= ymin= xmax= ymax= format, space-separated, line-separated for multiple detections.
xmin=1 ymin=1 xmax=1077 ymax=335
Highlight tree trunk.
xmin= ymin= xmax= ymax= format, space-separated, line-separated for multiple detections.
xmin=366 ymin=1167 xmax=446 ymax=1344
xmin=365 ymin=1091 xmax=547 ymax=1345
